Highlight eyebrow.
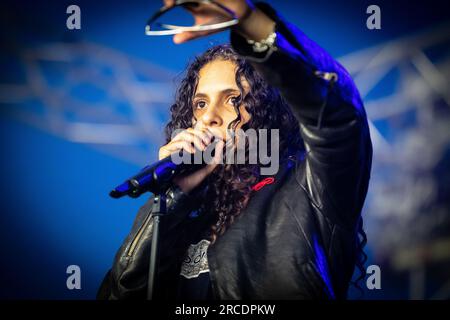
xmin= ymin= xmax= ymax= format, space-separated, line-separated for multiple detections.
xmin=193 ymin=88 xmax=241 ymax=99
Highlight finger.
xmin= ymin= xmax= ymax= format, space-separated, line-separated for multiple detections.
xmin=173 ymin=29 xmax=219 ymax=44
xmin=212 ymin=139 xmax=225 ymax=165
xmin=187 ymin=128 xmax=213 ymax=146
xmin=192 ymin=123 xmax=215 ymax=143
xmin=179 ymin=140 xmax=196 ymax=154
xmin=185 ymin=128 xmax=215 ymax=151
xmin=173 ymin=31 xmax=199 ymax=44
xmin=163 ymin=0 xmax=175 ymax=8
xmin=172 ymin=130 xmax=206 ymax=151
xmin=164 ymin=140 xmax=196 ymax=155
xmin=170 ymin=129 xmax=189 ymax=143
xmin=206 ymin=127 xmax=226 ymax=142
xmin=184 ymin=130 xmax=207 ymax=151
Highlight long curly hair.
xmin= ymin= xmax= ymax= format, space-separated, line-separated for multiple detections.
xmin=165 ymin=44 xmax=303 ymax=243
xmin=164 ymin=44 xmax=367 ymax=295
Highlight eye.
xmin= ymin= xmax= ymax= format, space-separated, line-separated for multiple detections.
xmin=194 ymin=100 xmax=207 ymax=110
xmin=228 ymin=95 xmax=241 ymax=106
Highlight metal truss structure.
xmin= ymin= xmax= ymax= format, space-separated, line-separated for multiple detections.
xmin=0 ymin=42 xmax=176 ymax=164
xmin=340 ymin=23 xmax=450 ymax=299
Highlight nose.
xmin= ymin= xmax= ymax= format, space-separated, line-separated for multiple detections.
xmin=199 ymin=104 xmax=223 ymax=128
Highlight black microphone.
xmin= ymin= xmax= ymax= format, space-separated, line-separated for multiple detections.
xmin=109 ymin=140 xmax=218 ymax=199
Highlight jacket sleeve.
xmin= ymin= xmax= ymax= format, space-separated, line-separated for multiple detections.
xmin=230 ymin=3 xmax=372 ymax=227
xmin=97 ymin=187 xmax=200 ymax=300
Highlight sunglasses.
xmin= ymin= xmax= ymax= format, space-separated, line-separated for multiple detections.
xmin=145 ymin=0 xmax=239 ymax=36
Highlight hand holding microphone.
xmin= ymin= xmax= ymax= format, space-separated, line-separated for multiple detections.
xmin=159 ymin=127 xmax=225 ymax=194
xmin=109 ymin=127 xmax=225 ymax=198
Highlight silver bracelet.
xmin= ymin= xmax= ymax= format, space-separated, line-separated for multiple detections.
xmin=246 ymin=31 xmax=277 ymax=53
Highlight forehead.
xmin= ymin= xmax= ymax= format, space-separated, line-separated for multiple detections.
xmin=196 ymin=59 xmax=239 ymax=93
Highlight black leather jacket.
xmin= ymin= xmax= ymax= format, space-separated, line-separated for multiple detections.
xmin=98 ymin=3 xmax=372 ymax=300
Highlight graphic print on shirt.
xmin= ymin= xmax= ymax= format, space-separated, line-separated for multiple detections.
xmin=180 ymin=239 xmax=211 ymax=279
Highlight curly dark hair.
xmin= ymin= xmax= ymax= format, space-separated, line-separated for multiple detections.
xmin=164 ymin=44 xmax=367 ymax=296
xmin=165 ymin=44 xmax=303 ymax=242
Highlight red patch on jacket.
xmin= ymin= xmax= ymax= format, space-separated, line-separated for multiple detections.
xmin=251 ymin=177 xmax=275 ymax=191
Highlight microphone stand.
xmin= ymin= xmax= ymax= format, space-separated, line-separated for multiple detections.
xmin=109 ymin=145 xmax=218 ymax=299
xmin=147 ymin=192 xmax=167 ymax=300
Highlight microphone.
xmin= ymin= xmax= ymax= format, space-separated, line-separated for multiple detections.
xmin=109 ymin=140 xmax=219 ymax=199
